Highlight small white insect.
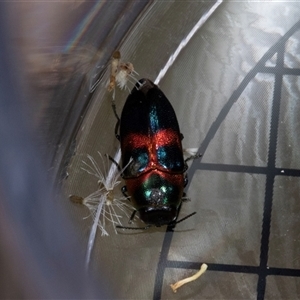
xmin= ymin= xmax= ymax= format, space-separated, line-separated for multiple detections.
xmin=116 ymin=62 xmax=136 ymax=90
xmin=70 ymin=151 xmax=136 ymax=267
xmin=69 ymin=151 xmax=135 ymax=237
xmin=107 ymin=50 xmax=138 ymax=96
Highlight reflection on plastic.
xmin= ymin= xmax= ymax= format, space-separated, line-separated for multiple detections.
xmin=0 ymin=4 xmax=110 ymax=299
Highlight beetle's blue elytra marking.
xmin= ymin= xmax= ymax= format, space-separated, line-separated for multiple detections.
xmin=149 ymin=104 xmax=160 ymax=133
xmin=157 ymin=145 xmax=184 ymax=171
xmin=131 ymin=148 xmax=149 ymax=173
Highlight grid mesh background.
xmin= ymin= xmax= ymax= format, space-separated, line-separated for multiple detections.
xmin=153 ymin=20 xmax=300 ymax=300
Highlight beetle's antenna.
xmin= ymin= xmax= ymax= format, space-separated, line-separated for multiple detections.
xmin=116 ymin=212 xmax=196 ymax=231
xmin=172 ymin=211 xmax=197 ymax=225
xmin=116 ymin=224 xmax=151 ymax=230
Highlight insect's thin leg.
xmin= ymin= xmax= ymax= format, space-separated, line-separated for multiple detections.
xmin=127 ymin=78 xmax=137 ymax=86
xmin=126 ymin=85 xmax=131 ymax=93
xmin=111 ymin=100 xmax=121 ymax=140
xmin=128 ymin=73 xmax=138 ymax=82
xmin=111 ymin=100 xmax=120 ymax=121
xmin=126 ymin=78 xmax=138 ymax=93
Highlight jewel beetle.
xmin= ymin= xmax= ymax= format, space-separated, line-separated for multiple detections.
xmin=114 ymin=78 xmax=196 ymax=228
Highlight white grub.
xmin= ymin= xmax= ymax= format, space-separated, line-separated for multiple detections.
xmin=107 ymin=50 xmax=138 ymax=95
xmin=170 ymin=263 xmax=208 ymax=293
xmin=70 ymin=152 xmax=134 ymax=236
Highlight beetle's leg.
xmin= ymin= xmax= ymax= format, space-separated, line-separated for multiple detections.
xmin=184 ymin=173 xmax=188 ymax=187
xmin=180 ymin=133 xmax=184 ymax=140
xmin=185 ymin=153 xmax=202 ymax=163
xmin=182 ymin=192 xmax=191 ymax=202
xmin=128 ymin=210 xmax=137 ymax=224
xmin=111 ymin=100 xmax=120 ymax=140
xmin=121 ymin=185 xmax=130 ymax=199
xmin=123 ymin=184 xmax=136 ymax=224
xmin=107 ymin=154 xmax=121 ymax=172
xmin=111 ymin=100 xmax=119 ymax=121
xmin=121 ymin=186 xmax=136 ymax=224
xmin=114 ymin=120 xmax=120 ymax=141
